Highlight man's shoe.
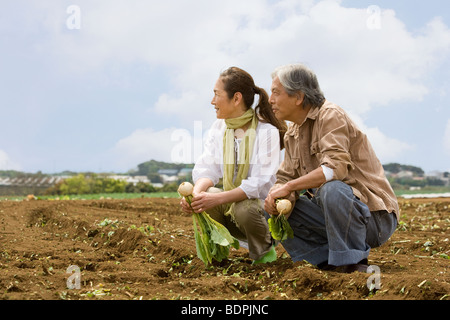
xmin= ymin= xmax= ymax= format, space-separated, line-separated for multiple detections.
xmin=317 ymin=261 xmax=337 ymax=271
xmin=335 ymin=259 xmax=369 ymax=273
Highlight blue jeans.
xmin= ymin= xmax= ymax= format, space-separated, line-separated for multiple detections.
xmin=269 ymin=181 xmax=397 ymax=266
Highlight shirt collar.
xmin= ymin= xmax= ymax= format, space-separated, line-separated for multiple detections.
xmin=286 ymin=102 xmax=323 ymax=137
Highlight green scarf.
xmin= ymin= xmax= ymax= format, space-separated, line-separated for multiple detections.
xmin=222 ymin=108 xmax=258 ymax=218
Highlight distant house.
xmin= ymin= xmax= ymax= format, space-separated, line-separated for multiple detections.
xmin=426 ymin=171 xmax=444 ymax=179
xmin=0 ymin=176 xmax=65 ymax=187
xmin=157 ymin=169 xmax=179 ymax=184
xmin=426 ymin=171 xmax=450 ymax=186
xmin=397 ymin=170 xmax=414 ymax=178
xmin=157 ymin=169 xmax=179 ymax=176
xmin=0 ymin=176 xmax=65 ymax=196
xmin=178 ymin=168 xmax=193 ymax=177
xmin=108 ymin=175 xmax=150 ymax=185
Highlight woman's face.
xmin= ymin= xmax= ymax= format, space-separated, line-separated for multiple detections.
xmin=211 ymin=78 xmax=243 ymax=119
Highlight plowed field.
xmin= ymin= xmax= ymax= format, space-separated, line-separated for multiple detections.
xmin=0 ymin=197 xmax=448 ymax=301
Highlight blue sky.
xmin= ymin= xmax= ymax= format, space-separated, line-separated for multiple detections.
xmin=0 ymin=0 xmax=449 ymax=174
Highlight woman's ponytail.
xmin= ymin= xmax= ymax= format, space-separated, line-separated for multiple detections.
xmin=254 ymin=86 xmax=287 ymax=149
xmin=220 ymin=67 xmax=287 ymax=149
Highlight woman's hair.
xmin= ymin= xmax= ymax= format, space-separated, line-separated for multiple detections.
xmin=271 ymin=64 xmax=325 ymax=109
xmin=219 ymin=66 xmax=287 ymax=149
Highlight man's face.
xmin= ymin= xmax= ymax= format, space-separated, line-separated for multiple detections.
xmin=269 ymin=77 xmax=301 ymax=122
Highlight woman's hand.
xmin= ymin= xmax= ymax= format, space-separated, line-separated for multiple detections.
xmin=190 ymin=192 xmax=222 ymax=213
xmin=180 ymin=191 xmax=222 ymax=214
xmin=180 ymin=196 xmax=195 ymax=214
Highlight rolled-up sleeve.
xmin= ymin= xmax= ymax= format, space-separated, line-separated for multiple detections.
xmin=316 ymin=107 xmax=353 ymax=181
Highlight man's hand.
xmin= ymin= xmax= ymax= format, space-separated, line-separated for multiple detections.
xmin=264 ymin=192 xmax=278 ymax=216
xmin=265 ymin=184 xmax=291 ymax=216
xmin=269 ymin=184 xmax=291 ymax=200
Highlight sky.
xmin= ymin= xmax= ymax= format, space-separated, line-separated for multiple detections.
xmin=0 ymin=0 xmax=449 ymax=174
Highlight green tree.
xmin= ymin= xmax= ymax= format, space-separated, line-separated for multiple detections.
xmin=59 ymin=174 xmax=90 ymax=194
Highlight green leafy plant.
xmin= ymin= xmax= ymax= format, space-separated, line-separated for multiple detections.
xmin=268 ymin=199 xmax=294 ymax=241
xmin=178 ymin=182 xmax=239 ymax=266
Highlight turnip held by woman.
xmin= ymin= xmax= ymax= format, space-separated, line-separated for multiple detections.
xmin=180 ymin=67 xmax=287 ymax=264
xmin=178 ymin=182 xmax=239 ymax=266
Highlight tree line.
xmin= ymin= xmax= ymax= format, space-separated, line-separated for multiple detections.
xmin=2 ymin=161 xmax=448 ymax=196
xmin=43 ymin=173 xmax=181 ymax=195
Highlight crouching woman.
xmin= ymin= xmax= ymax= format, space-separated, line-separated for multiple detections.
xmin=180 ymin=67 xmax=287 ymax=264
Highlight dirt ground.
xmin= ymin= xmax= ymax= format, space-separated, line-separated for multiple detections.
xmin=0 ymin=196 xmax=448 ymax=301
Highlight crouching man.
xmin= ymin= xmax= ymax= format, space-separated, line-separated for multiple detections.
xmin=264 ymin=63 xmax=399 ymax=273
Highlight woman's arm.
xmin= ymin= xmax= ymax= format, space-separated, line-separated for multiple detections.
xmin=180 ymin=177 xmax=248 ymax=214
xmin=190 ymin=186 xmax=247 ymax=213
xmin=192 ymin=178 xmax=214 ymax=195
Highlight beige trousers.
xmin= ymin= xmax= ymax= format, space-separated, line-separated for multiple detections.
xmin=205 ymin=187 xmax=273 ymax=260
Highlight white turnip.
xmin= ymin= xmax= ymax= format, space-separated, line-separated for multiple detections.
xmin=268 ymin=199 xmax=294 ymax=241
xmin=178 ymin=183 xmax=239 ymax=266
xmin=177 ymin=182 xmax=194 ymax=197
xmin=276 ymin=199 xmax=292 ymax=215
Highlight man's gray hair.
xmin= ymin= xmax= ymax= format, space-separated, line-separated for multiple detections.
xmin=271 ymin=64 xmax=325 ymax=108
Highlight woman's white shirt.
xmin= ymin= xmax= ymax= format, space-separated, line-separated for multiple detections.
xmin=192 ymin=119 xmax=282 ymax=200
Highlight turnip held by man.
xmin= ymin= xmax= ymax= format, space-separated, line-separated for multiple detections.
xmin=268 ymin=199 xmax=294 ymax=242
xmin=264 ymin=63 xmax=399 ymax=273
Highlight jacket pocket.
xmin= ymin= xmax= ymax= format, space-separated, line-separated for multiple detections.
xmin=310 ymin=141 xmax=319 ymax=155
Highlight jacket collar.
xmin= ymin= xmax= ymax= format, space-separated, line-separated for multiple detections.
xmin=286 ymin=101 xmax=325 ymax=137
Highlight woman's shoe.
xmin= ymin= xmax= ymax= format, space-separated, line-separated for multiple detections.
xmin=252 ymin=245 xmax=277 ymax=265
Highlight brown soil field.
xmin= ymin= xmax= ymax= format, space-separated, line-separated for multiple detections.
xmin=0 ymin=196 xmax=448 ymax=301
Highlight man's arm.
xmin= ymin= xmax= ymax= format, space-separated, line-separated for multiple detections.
xmin=265 ymin=166 xmax=327 ymax=215
xmin=271 ymin=166 xmax=326 ymax=198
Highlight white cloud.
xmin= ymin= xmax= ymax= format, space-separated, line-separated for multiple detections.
xmin=301 ymin=3 xmax=449 ymax=114
xmin=349 ymin=113 xmax=413 ymax=164
xmin=112 ymin=125 xmax=206 ymax=169
xmin=153 ymin=91 xmax=211 ymax=124
xmin=36 ymin=0 xmax=450 ymax=118
xmin=0 ymin=150 xmax=21 ymax=170
xmin=112 ymin=128 xmax=177 ymax=169
xmin=364 ymin=127 xmax=413 ymax=163
xmin=3 ymin=1 xmax=450 ymax=172
xmin=102 ymin=0 xmax=449 ymax=167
